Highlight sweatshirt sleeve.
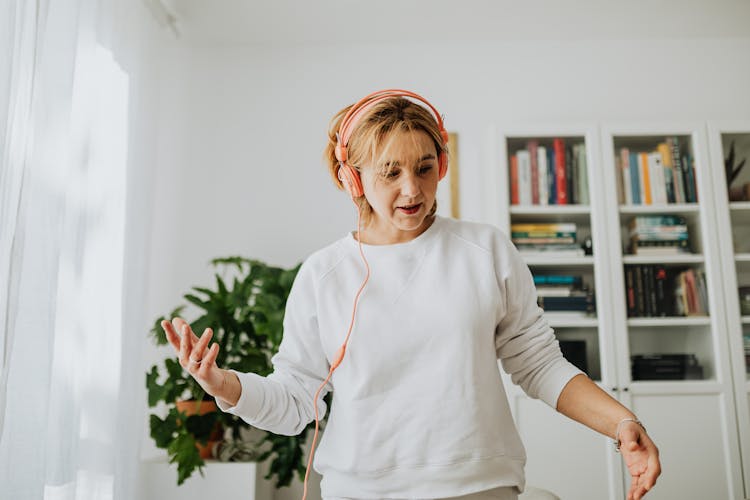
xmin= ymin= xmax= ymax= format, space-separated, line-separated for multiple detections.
xmin=216 ymin=259 xmax=332 ymax=436
xmin=493 ymin=232 xmax=584 ymax=409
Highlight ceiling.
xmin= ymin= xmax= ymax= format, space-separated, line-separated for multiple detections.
xmin=164 ymin=0 xmax=750 ymax=45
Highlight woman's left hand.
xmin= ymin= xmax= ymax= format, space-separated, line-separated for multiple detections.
xmin=618 ymin=421 xmax=661 ymax=500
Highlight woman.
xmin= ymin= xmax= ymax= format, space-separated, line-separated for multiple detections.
xmin=160 ymin=89 xmax=660 ymax=500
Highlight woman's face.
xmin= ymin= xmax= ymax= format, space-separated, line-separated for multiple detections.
xmin=359 ymin=129 xmax=439 ymax=245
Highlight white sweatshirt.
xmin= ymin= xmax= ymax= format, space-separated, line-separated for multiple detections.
xmin=217 ymin=216 xmax=583 ymax=498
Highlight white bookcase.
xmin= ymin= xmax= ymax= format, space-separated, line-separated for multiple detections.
xmin=488 ymin=124 xmax=623 ymax=500
xmin=707 ymin=120 xmax=750 ymax=499
xmin=487 ymin=122 xmax=747 ymax=499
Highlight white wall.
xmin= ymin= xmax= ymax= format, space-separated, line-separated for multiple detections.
xmin=146 ymin=35 xmax=750 ymax=307
xmin=140 ymin=35 xmax=750 ymax=498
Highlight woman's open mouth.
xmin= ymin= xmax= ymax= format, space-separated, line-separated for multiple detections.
xmin=397 ymin=203 xmax=422 ymax=215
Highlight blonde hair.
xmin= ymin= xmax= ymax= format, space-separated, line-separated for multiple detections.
xmin=323 ymin=96 xmax=448 ymax=222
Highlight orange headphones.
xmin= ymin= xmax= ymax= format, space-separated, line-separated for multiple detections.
xmin=303 ymin=89 xmax=448 ymax=500
xmin=334 ymin=89 xmax=450 ymax=198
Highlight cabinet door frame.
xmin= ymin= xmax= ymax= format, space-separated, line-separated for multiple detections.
xmin=599 ymin=121 xmax=744 ymax=498
xmin=707 ymin=119 xmax=750 ymax=498
xmin=491 ymin=122 xmax=623 ymax=499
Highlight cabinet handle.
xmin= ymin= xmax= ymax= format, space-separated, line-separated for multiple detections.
xmin=622 ymin=387 xmax=629 ymax=392
xmin=611 ymin=387 xmax=619 ymax=392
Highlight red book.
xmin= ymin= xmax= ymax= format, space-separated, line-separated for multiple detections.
xmin=553 ymin=138 xmax=567 ymax=205
xmin=510 ymin=154 xmax=519 ymax=205
xmin=528 ymin=140 xmax=539 ymax=204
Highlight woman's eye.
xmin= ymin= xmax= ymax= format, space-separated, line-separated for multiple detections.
xmin=418 ymin=165 xmax=433 ymax=174
xmin=384 ymin=169 xmax=400 ymax=179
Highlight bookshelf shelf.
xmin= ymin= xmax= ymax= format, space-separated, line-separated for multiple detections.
xmin=729 ymin=201 xmax=750 ymax=211
xmin=546 ymin=315 xmax=599 ymax=328
xmin=522 ymin=256 xmax=594 ymax=267
xmin=742 ymin=316 xmax=750 ymax=324
xmin=510 ymin=205 xmax=591 ymax=215
xmin=621 ymin=254 xmax=704 ymax=265
xmin=735 ymin=254 xmax=750 ymax=263
xmin=629 ymin=380 xmax=722 ymax=395
xmin=627 ymin=317 xmax=711 ymax=327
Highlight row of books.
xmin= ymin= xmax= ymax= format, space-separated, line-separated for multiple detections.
xmin=511 ymin=223 xmax=585 ymax=257
xmin=744 ymin=335 xmax=750 ymax=374
xmin=625 ymin=265 xmax=708 ymax=318
xmin=627 ymin=215 xmax=692 ymax=256
xmin=533 ymin=274 xmax=596 ymax=314
xmin=616 ymin=137 xmax=698 ymax=205
xmin=631 ymin=353 xmax=704 ymax=380
xmin=509 ymin=139 xmax=589 ymax=206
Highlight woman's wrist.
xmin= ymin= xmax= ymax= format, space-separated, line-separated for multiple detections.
xmin=614 ymin=417 xmax=646 ymax=451
xmin=216 ymin=369 xmax=241 ymax=407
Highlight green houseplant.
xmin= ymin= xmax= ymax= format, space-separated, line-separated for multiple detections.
xmin=146 ymin=256 xmax=323 ymax=486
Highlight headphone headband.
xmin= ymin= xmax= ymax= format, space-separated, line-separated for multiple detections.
xmin=338 ymin=89 xmax=447 ymax=149
xmin=334 ymin=89 xmax=449 ymax=197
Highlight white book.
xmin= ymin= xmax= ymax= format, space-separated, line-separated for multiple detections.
xmin=517 ymin=150 xmax=532 ymax=205
xmin=537 ymin=146 xmax=548 ymax=206
xmin=648 ymin=152 xmax=667 ymax=204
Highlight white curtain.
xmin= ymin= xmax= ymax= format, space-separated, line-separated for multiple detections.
xmin=0 ymin=0 xmax=163 ymax=498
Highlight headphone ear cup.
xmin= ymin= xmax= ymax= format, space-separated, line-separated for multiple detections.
xmin=438 ymin=151 xmax=448 ymax=180
xmin=338 ymin=164 xmax=364 ymax=198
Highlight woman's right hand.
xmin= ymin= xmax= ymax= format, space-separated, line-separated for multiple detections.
xmin=161 ymin=317 xmax=227 ymax=399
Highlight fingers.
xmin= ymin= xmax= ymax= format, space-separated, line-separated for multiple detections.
xmin=174 ymin=317 xmax=200 ymax=342
xmin=161 ymin=320 xmax=181 ymax=351
xmin=642 ymin=440 xmax=661 ymax=491
xmin=191 ymin=327 xmax=214 ymax=364
xmin=179 ymin=323 xmax=193 ymax=366
xmin=160 ymin=319 xmax=220 ymax=381
xmin=196 ymin=342 xmax=220 ymax=376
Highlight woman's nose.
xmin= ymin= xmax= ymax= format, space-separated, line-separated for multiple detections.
xmin=399 ymin=173 xmax=420 ymax=196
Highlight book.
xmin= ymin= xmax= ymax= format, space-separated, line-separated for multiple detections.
xmin=517 ymin=150 xmax=532 ymax=205
xmin=629 ymin=151 xmax=642 ymax=205
xmin=635 ymin=265 xmax=646 ymax=316
xmin=538 ymin=294 xmax=596 ymax=313
xmin=511 ymin=230 xmax=576 ymax=238
xmin=576 ymin=143 xmax=590 ymax=204
xmin=619 ymin=149 xmax=632 ymax=204
xmin=631 ymin=246 xmax=690 ymax=257
xmin=536 ymin=286 xmax=579 ymax=297
xmin=553 ymin=138 xmax=567 ymax=204
xmin=639 ymin=152 xmax=652 ymax=204
xmin=518 ymin=245 xmax=586 ymax=257
xmin=629 ymin=215 xmax=687 ymax=228
xmin=528 ymin=140 xmax=539 ymax=204
xmin=682 ymin=152 xmax=698 ymax=203
xmin=668 ymin=137 xmax=685 ymax=203
xmin=654 ymin=265 xmax=668 ymax=316
xmin=512 ymin=222 xmax=577 ymax=231
xmin=567 ymin=144 xmax=576 ymax=204
xmin=626 ymin=266 xmax=636 ymax=317
xmin=547 ymin=146 xmax=556 ymax=204
xmin=537 ymin=146 xmax=549 ymax=206
xmin=533 ymin=275 xmax=583 ymax=286
xmin=510 ymin=154 xmax=519 ymax=205
xmin=657 ymin=142 xmax=676 ymax=204
xmin=648 ymin=152 xmax=667 ymax=204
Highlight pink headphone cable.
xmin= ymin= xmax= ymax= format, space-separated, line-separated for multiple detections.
xmin=302 ymin=196 xmax=371 ymax=500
